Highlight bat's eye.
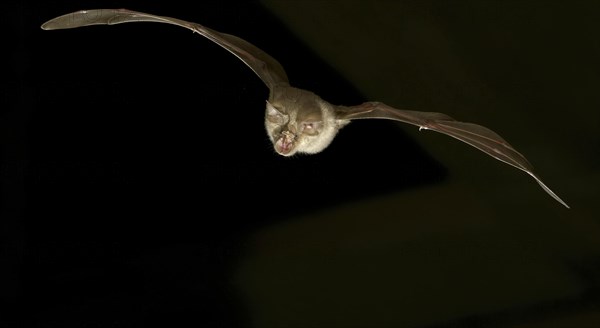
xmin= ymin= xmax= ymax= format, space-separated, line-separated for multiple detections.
xmin=302 ymin=122 xmax=320 ymax=135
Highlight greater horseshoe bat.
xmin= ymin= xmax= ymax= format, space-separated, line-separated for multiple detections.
xmin=41 ymin=8 xmax=569 ymax=208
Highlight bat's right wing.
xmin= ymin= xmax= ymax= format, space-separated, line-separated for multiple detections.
xmin=41 ymin=8 xmax=290 ymax=91
xmin=336 ymin=101 xmax=569 ymax=208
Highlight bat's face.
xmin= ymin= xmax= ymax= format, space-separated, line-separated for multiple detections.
xmin=264 ymin=100 xmax=340 ymax=157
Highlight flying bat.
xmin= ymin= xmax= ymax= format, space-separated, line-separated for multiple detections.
xmin=41 ymin=8 xmax=569 ymax=208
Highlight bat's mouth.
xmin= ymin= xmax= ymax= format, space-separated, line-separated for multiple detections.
xmin=275 ymin=131 xmax=295 ymax=155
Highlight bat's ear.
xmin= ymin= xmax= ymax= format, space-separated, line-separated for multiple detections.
xmin=266 ymin=101 xmax=283 ymax=115
xmin=266 ymin=101 xmax=287 ymax=124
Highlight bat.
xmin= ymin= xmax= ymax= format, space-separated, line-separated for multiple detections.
xmin=41 ymin=9 xmax=569 ymax=208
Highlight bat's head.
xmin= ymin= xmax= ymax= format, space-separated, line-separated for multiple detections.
xmin=264 ymin=99 xmax=344 ymax=157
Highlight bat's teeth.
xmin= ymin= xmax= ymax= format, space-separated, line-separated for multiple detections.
xmin=276 ymin=137 xmax=293 ymax=155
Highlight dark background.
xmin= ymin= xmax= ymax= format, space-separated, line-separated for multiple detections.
xmin=2 ymin=1 xmax=599 ymax=327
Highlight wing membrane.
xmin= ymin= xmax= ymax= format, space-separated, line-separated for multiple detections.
xmin=41 ymin=9 xmax=290 ymax=90
xmin=337 ymin=102 xmax=569 ymax=208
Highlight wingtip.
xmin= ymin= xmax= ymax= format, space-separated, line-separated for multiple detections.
xmin=40 ymin=10 xmax=93 ymax=31
xmin=529 ymin=172 xmax=570 ymax=209
xmin=40 ymin=17 xmax=65 ymax=30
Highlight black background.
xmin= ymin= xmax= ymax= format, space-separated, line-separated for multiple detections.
xmin=3 ymin=1 xmax=444 ymax=327
xmin=3 ymin=1 xmax=600 ymax=328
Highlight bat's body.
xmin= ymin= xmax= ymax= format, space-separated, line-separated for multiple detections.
xmin=41 ymin=9 xmax=569 ymax=208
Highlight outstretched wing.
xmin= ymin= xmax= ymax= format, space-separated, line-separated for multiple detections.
xmin=336 ymin=101 xmax=569 ymax=208
xmin=41 ymin=8 xmax=290 ymax=90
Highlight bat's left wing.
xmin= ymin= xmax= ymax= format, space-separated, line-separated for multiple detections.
xmin=336 ymin=102 xmax=569 ymax=208
xmin=41 ymin=8 xmax=290 ymax=91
